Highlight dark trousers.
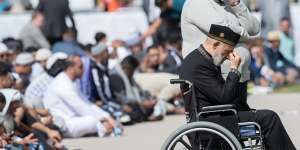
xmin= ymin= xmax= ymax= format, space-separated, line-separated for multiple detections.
xmin=239 ymin=110 xmax=296 ymax=150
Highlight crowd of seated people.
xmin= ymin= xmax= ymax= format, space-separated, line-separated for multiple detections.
xmin=248 ymin=18 xmax=300 ymax=88
xmin=0 ymin=1 xmax=185 ymax=148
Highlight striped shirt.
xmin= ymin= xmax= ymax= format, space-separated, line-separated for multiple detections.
xmin=24 ymin=73 xmax=53 ymax=109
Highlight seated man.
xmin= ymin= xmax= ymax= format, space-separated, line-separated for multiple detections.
xmin=0 ymin=88 xmax=64 ymax=149
xmin=180 ymin=24 xmax=295 ymax=150
xmin=249 ymin=43 xmax=285 ymax=87
xmin=137 ymin=45 xmax=183 ymax=114
xmin=264 ymin=31 xmax=299 ymax=85
xmin=43 ymin=55 xmax=116 ymax=138
xmin=0 ymin=91 xmax=39 ymax=149
xmin=89 ymin=43 xmax=131 ymax=124
xmin=110 ymin=56 xmax=165 ymax=122
xmin=24 ymin=52 xmax=68 ymax=126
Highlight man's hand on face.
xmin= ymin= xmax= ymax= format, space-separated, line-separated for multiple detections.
xmin=228 ymin=51 xmax=241 ymax=70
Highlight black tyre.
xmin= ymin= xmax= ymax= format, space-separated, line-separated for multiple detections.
xmin=161 ymin=121 xmax=243 ymax=150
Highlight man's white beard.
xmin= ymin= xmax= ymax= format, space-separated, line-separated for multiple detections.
xmin=213 ymin=54 xmax=225 ymax=66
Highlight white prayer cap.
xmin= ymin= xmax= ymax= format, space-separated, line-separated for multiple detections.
xmin=0 ymin=43 xmax=8 ymax=54
xmin=35 ymin=48 xmax=52 ymax=61
xmin=46 ymin=52 xmax=68 ymax=70
xmin=91 ymin=43 xmax=107 ymax=56
xmin=15 ymin=52 xmax=34 ymax=65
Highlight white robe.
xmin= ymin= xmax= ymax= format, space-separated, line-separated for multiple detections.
xmin=43 ymin=72 xmax=110 ymax=137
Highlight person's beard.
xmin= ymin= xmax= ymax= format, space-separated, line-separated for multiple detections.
xmin=212 ymin=53 xmax=226 ymax=66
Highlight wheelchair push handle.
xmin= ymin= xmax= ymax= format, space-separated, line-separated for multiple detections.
xmin=170 ymin=79 xmax=192 ymax=85
xmin=170 ymin=79 xmax=185 ymax=84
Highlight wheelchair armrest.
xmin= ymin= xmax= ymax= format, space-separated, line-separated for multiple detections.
xmin=201 ymin=104 xmax=235 ymax=112
xmin=199 ymin=104 xmax=237 ymax=117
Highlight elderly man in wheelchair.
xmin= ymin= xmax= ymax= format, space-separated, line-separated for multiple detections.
xmin=162 ymin=25 xmax=296 ymax=150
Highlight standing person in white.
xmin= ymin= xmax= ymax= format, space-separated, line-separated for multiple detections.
xmin=43 ymin=55 xmax=116 ymax=138
xmin=181 ymin=0 xmax=260 ymax=83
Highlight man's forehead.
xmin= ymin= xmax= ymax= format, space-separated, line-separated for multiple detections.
xmin=149 ymin=48 xmax=159 ymax=52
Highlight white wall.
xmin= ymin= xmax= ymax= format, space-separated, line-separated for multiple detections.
xmin=0 ymin=8 xmax=152 ymax=46
xmin=30 ymin=0 xmax=95 ymax=11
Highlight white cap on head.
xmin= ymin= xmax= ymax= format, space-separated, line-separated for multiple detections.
xmin=46 ymin=52 xmax=68 ymax=70
xmin=0 ymin=88 xmax=22 ymax=116
xmin=0 ymin=43 xmax=8 ymax=54
xmin=35 ymin=48 xmax=52 ymax=61
xmin=15 ymin=53 xmax=34 ymax=65
xmin=91 ymin=43 xmax=108 ymax=56
xmin=125 ymin=34 xmax=141 ymax=47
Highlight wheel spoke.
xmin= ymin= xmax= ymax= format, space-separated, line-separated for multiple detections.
xmin=163 ymin=122 xmax=242 ymax=150
xmin=178 ymin=137 xmax=192 ymax=150
xmin=205 ymin=136 xmax=213 ymax=150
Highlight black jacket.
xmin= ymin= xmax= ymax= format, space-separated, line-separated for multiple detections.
xmin=90 ymin=60 xmax=114 ymax=103
xmin=180 ymin=46 xmax=250 ymax=111
xmin=37 ymin=0 xmax=76 ymax=38
xmin=159 ymin=50 xmax=182 ymax=74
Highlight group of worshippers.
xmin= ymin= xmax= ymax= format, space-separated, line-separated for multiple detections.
xmin=0 ymin=38 xmax=179 ymax=149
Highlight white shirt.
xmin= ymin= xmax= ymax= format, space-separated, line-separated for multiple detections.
xmin=43 ymin=72 xmax=110 ymax=124
xmin=24 ymin=73 xmax=52 ymax=109
xmin=30 ymin=63 xmax=45 ymax=82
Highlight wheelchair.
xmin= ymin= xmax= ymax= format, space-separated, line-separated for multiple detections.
xmin=161 ymin=79 xmax=265 ymax=150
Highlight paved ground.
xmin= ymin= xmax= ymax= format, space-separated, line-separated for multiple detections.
xmin=62 ymin=93 xmax=300 ymax=150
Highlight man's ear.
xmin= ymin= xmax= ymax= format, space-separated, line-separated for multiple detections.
xmin=212 ymin=41 xmax=220 ymax=49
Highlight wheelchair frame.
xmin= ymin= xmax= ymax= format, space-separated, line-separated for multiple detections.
xmin=161 ymin=79 xmax=265 ymax=150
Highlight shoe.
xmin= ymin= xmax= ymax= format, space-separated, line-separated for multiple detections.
xmin=120 ymin=114 xmax=131 ymax=124
xmin=152 ymin=100 xmax=167 ymax=117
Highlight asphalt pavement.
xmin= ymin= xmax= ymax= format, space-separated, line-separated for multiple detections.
xmin=63 ymin=93 xmax=300 ymax=150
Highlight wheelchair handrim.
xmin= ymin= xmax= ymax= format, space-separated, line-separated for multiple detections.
xmin=167 ymin=127 xmax=237 ymax=150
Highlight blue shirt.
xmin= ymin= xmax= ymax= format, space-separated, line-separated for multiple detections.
xmin=52 ymin=41 xmax=86 ymax=56
xmin=279 ymin=32 xmax=295 ymax=63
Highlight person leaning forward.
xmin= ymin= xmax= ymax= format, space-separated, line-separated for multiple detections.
xmin=180 ymin=24 xmax=296 ymax=150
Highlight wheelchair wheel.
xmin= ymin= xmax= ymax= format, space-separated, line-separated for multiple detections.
xmin=161 ymin=121 xmax=243 ymax=150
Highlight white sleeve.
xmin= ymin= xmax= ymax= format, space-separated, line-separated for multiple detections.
xmin=90 ymin=105 xmax=110 ymax=120
xmin=230 ymin=2 xmax=260 ymax=36
xmin=24 ymin=84 xmax=42 ymax=108
xmin=24 ymin=90 xmax=35 ymax=108
xmin=59 ymin=84 xmax=110 ymax=120
xmin=185 ymin=0 xmax=260 ymax=41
